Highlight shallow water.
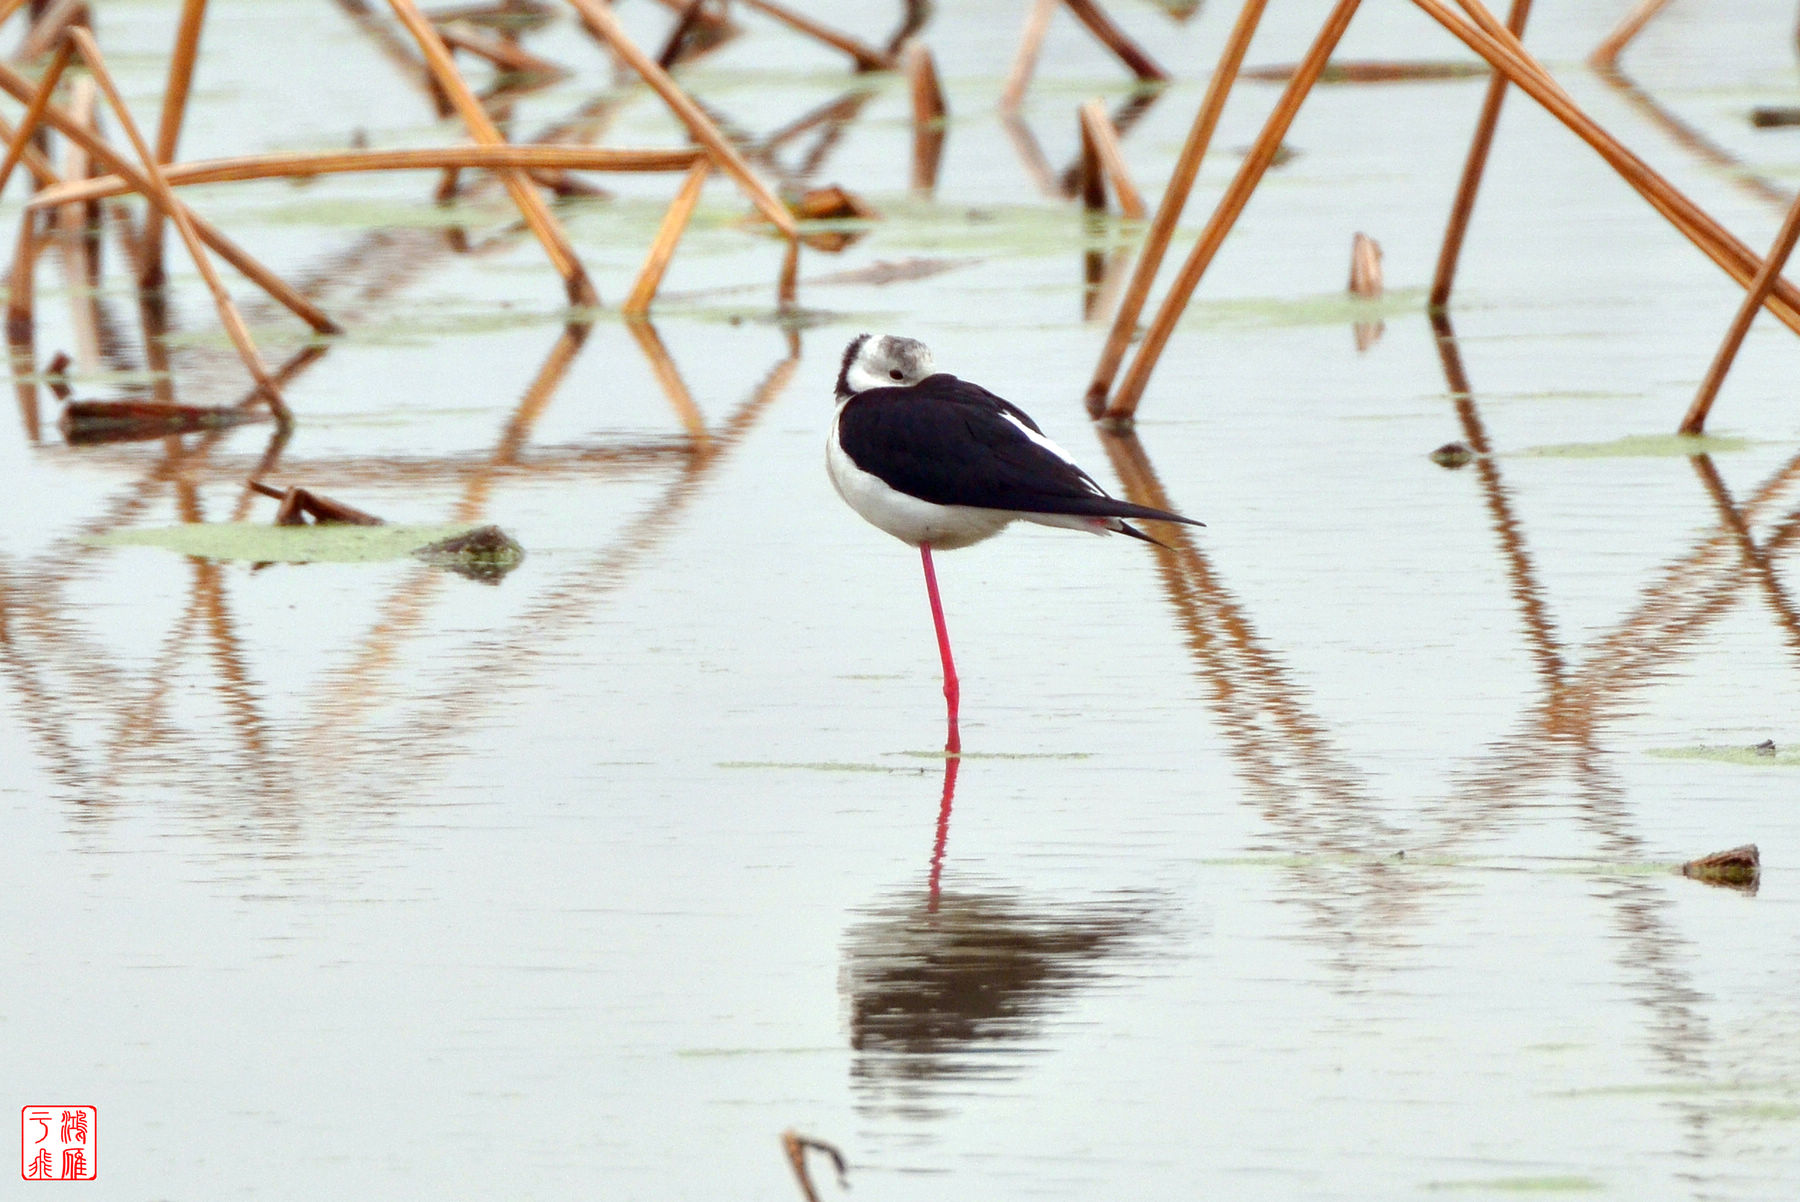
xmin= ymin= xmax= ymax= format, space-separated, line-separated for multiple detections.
xmin=5 ymin=1 xmax=1800 ymax=1198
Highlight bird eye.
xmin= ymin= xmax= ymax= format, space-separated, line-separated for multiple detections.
xmin=889 ymin=369 xmax=904 ymax=380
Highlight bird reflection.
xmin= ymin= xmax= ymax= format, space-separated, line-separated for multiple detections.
xmin=842 ymin=885 xmax=1154 ymax=1118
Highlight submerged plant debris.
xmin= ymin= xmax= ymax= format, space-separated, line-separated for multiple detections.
xmin=1680 ymin=844 xmax=1761 ymax=891
xmin=411 ymin=524 xmax=527 ymax=583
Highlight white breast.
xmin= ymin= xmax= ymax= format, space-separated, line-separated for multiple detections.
xmin=827 ymin=409 xmax=1014 ymax=550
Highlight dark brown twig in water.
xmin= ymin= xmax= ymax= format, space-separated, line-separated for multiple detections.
xmin=246 ymin=480 xmax=386 ymax=526
xmin=1059 ymin=0 xmax=1167 ymax=82
xmin=736 ymin=0 xmax=894 ymax=71
xmin=884 ymin=0 xmax=929 ymax=55
xmin=1592 ymin=62 xmax=1789 ymax=211
xmin=565 ymin=0 xmax=791 ymax=231
xmin=904 ymin=41 xmax=945 ymax=193
xmin=30 ymin=145 xmax=705 ymax=208
xmin=0 ymin=37 xmax=73 ymax=198
xmin=386 ymin=0 xmax=597 ymax=306
xmin=1240 ymin=59 xmax=1487 ymax=83
xmin=1107 ymin=0 xmax=1800 ymax=418
xmin=52 ymin=74 xmax=98 ymax=247
xmin=655 ymin=0 xmax=708 ymax=69
xmin=0 ymin=105 xmax=61 ymax=193
xmin=623 ymin=159 xmax=709 ymax=316
xmin=1424 ymin=0 xmax=1800 ymax=332
xmin=1588 ymin=0 xmax=1674 ymax=71
xmin=999 ymin=0 xmax=1055 ymax=113
xmin=562 ymin=0 xmax=800 ymax=305
xmin=42 ymin=349 xmax=70 ymax=399
xmin=437 ymin=21 xmax=567 ymax=81
xmin=0 ymin=0 xmax=42 ymax=45
xmin=1086 ymin=0 xmax=1267 ymax=414
xmin=1106 ymin=0 xmax=1357 ymax=423
xmin=0 ymin=60 xmax=339 ymax=334
xmin=1680 ymin=182 xmax=1800 ymax=435
xmin=1431 ymin=0 xmax=1530 ymax=309
xmin=139 ymin=0 xmax=208 ymax=288
xmin=15 ymin=0 xmax=87 ymax=61
xmin=67 ymin=27 xmax=293 ymax=425
xmin=904 ymin=40 xmax=945 ymax=129
xmin=1077 ymin=106 xmax=1105 ymax=213
xmin=1078 ymin=99 xmax=1143 ymax=218
xmin=780 ymin=1131 xmax=848 ymax=1202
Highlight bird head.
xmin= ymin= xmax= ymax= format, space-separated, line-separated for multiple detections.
xmin=836 ymin=334 xmax=937 ymax=399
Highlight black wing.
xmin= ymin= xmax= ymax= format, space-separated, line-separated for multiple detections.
xmin=837 ymin=374 xmax=1201 ymax=525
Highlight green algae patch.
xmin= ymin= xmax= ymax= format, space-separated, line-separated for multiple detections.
xmin=1517 ymin=433 xmax=1751 ymax=459
xmin=85 ymin=522 xmax=483 ymax=565
xmin=1177 ymin=286 xmax=1426 ymax=330
xmin=1650 ymin=744 xmax=1800 ymax=767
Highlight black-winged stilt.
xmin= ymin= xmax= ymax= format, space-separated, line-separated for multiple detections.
xmin=827 ymin=333 xmax=1203 ymax=750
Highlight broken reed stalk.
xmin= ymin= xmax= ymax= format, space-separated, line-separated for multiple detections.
xmin=386 ymin=0 xmax=598 ymax=306
xmin=1059 ymin=0 xmax=1167 ymax=82
xmin=1423 ymin=0 xmax=1800 ymax=336
xmin=436 ymin=22 xmax=568 ymax=78
xmin=16 ymin=0 xmax=87 ymax=61
xmin=1588 ymin=0 xmax=1674 ymax=71
xmin=735 ymin=0 xmax=894 ymax=71
xmin=564 ymin=0 xmax=794 ymax=235
xmin=1105 ymin=0 xmax=1356 ymax=423
xmin=0 ymin=37 xmax=72 ymax=199
xmin=1430 ymin=0 xmax=1530 ymax=308
xmin=1079 ymin=99 xmax=1143 ymax=218
xmin=1678 ymin=184 xmax=1800 ymax=435
xmin=780 ymin=1131 xmax=848 ymax=1202
xmin=56 ymin=76 xmax=101 ymax=366
xmin=777 ymin=235 xmax=799 ymax=307
xmin=904 ymin=40 xmax=946 ymax=192
xmin=562 ymin=0 xmax=802 ymax=300
xmin=0 ymin=57 xmax=339 ymax=333
xmin=0 ymin=0 xmax=35 ymax=32
xmin=7 ymin=209 xmax=42 ymax=347
xmin=999 ymin=0 xmax=1055 ymax=112
xmin=1348 ymin=231 xmax=1382 ymax=295
xmin=1077 ymin=110 xmax=1105 ymax=212
xmin=29 ymin=145 xmax=707 ymax=207
xmin=54 ymin=75 xmax=95 ymax=239
xmin=140 ymin=0 xmax=209 ymax=287
xmin=623 ymin=158 xmax=708 ymax=315
xmin=1085 ymin=0 xmax=1267 ymax=414
xmin=66 ymin=27 xmax=292 ymax=422
xmin=904 ymin=41 xmax=945 ymax=129
xmin=0 ymin=109 xmax=60 ymax=193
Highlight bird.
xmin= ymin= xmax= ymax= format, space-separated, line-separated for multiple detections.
xmin=827 ymin=333 xmax=1202 ymax=751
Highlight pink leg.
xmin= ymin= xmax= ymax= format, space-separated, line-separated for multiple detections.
xmin=919 ymin=542 xmax=961 ymax=754
xmin=926 ymin=751 xmax=961 ymax=911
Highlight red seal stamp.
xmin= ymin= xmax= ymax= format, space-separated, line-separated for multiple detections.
xmin=20 ymin=1107 xmax=95 ymax=1181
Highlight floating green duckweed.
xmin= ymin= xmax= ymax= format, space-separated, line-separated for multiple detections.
xmin=85 ymin=523 xmax=483 ymax=564
xmin=1650 ymin=744 xmax=1800 ymax=767
xmin=1517 ymin=433 xmax=1752 ymax=459
xmin=1178 ymin=287 xmax=1425 ymax=330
